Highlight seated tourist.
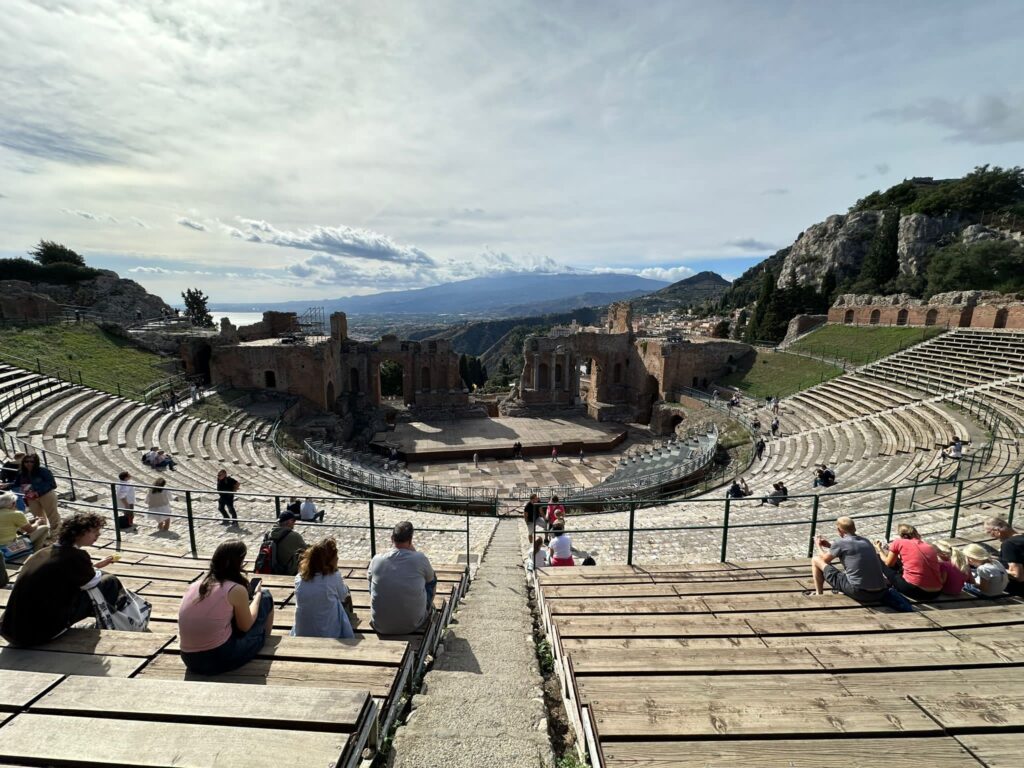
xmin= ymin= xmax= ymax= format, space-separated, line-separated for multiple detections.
xmin=813 ymin=464 xmax=836 ymax=488
xmin=751 ymin=417 xmax=762 ymax=432
xmin=961 ymin=543 xmax=1009 ymax=598
xmin=875 ymin=524 xmax=945 ymax=601
xmin=152 ymin=450 xmax=176 ymax=471
xmin=810 ymin=516 xmax=888 ymax=602
xmin=932 ymin=540 xmax=970 ymax=595
xmin=286 ymin=497 xmax=302 ymax=516
xmin=292 ymin=538 xmax=355 ymax=639
xmin=532 ymin=536 xmax=549 ymax=569
xmin=759 ymin=482 xmax=787 ymax=506
xmin=548 ymin=522 xmax=575 ymax=567
xmin=941 ymin=437 xmax=963 ymax=461
xmin=1 ymin=512 xmax=123 ymax=646
xmin=299 ymin=497 xmax=324 ymax=523
xmin=0 ymin=491 xmax=48 ymax=553
xmin=142 ymin=446 xmax=158 ymax=466
xmin=727 ymin=478 xmax=750 ymax=499
xmin=367 ymin=522 xmax=437 ymax=635
xmin=984 ymin=517 xmax=1024 ymax=596
xmin=178 ymin=540 xmax=275 ymax=675
xmin=266 ymin=511 xmax=307 ymax=576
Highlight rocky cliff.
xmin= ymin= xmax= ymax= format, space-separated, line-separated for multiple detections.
xmin=777 ymin=212 xmax=1020 ymax=292
xmin=0 ymin=271 xmax=170 ymax=321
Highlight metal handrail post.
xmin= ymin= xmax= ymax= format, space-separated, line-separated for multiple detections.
xmin=368 ymin=500 xmax=376 ymax=558
xmin=950 ymin=480 xmax=965 ymax=538
xmin=465 ymin=508 xmax=471 ymax=568
xmin=110 ymin=483 xmax=122 ymax=549
xmin=806 ymin=495 xmax=820 ymax=558
xmin=185 ymin=491 xmax=197 ymax=557
xmin=627 ymin=500 xmax=636 ymax=566
xmin=885 ymin=487 xmax=898 ymax=541
xmin=66 ymin=457 xmax=76 ymax=501
xmin=1010 ymin=473 xmax=1020 ymax=527
xmin=720 ymin=498 xmax=731 ymax=563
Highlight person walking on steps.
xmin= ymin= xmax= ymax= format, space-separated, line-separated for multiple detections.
xmin=216 ymin=470 xmax=240 ymax=525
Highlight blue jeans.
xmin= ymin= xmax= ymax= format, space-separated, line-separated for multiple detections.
xmin=181 ymin=590 xmax=272 ymax=675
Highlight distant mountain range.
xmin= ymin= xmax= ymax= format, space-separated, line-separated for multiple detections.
xmin=211 ymin=272 xmax=669 ymax=317
xmin=629 ymin=271 xmax=731 ymax=312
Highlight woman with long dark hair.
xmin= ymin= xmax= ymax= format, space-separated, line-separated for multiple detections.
xmin=12 ymin=453 xmax=59 ymax=534
xmin=178 ymin=540 xmax=275 ymax=675
xmin=292 ymin=538 xmax=354 ymax=638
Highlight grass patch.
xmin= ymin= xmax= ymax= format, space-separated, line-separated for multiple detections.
xmin=789 ymin=324 xmax=945 ymax=366
xmin=0 ymin=323 xmax=167 ymax=396
xmin=556 ymin=754 xmax=589 ymax=768
xmin=188 ymin=389 xmax=251 ymax=423
xmin=719 ymin=350 xmax=842 ymax=399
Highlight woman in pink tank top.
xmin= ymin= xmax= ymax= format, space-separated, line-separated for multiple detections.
xmin=178 ymin=540 xmax=275 ymax=675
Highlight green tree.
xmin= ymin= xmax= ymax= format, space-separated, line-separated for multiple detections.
xmin=181 ymin=287 xmax=214 ymax=328
xmin=925 ymin=240 xmax=1024 ymax=296
xmin=458 ymin=354 xmax=470 ymax=388
xmin=30 ymin=240 xmax=86 ymax=267
xmin=819 ymin=268 xmax=837 ymax=306
xmin=744 ymin=270 xmax=775 ymax=343
xmin=379 ymin=360 xmax=403 ymax=397
xmin=859 ymin=209 xmax=901 ymax=291
xmin=467 ymin=356 xmax=484 ymax=387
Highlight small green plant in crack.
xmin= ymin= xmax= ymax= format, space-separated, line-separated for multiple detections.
xmin=537 ymin=638 xmax=555 ymax=674
xmin=556 ymin=753 xmax=589 ymax=768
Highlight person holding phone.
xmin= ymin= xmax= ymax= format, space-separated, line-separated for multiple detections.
xmin=178 ymin=540 xmax=275 ymax=675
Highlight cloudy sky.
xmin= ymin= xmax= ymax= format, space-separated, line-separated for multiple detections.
xmin=1 ymin=1 xmax=1022 ymax=306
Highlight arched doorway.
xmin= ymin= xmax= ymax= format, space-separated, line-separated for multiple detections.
xmin=869 ymin=309 xmax=881 ymax=325
xmin=537 ymin=362 xmax=549 ymax=389
xmin=350 ymin=367 xmax=361 ymax=393
xmin=379 ymin=361 xmax=404 ymax=399
xmin=325 ymin=381 xmax=335 ymax=408
xmin=896 ymin=308 xmax=909 ymax=326
xmin=264 ymin=370 xmax=277 ymax=388
xmin=844 ymin=309 xmax=854 ymax=325
xmin=925 ymin=309 xmax=938 ymax=326
xmin=613 ymin=362 xmax=622 ymax=384
xmin=554 ymin=363 xmax=563 ymax=386
xmin=670 ymin=414 xmax=684 ymax=432
xmin=195 ymin=344 xmax=212 ymax=385
xmin=420 ymin=366 xmax=431 ymax=391
xmin=995 ymin=308 xmax=1009 ymax=329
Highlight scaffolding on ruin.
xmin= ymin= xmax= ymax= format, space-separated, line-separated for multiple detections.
xmin=297 ymin=306 xmax=328 ymax=343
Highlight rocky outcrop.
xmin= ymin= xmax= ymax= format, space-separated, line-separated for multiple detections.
xmin=779 ymin=314 xmax=827 ymax=347
xmin=897 ymin=213 xmax=960 ymax=275
xmin=0 ymin=273 xmax=170 ymax=319
xmin=0 ymin=282 xmax=63 ymax=321
xmin=833 ymin=293 xmax=923 ymax=307
xmin=776 ymin=211 xmax=881 ymax=290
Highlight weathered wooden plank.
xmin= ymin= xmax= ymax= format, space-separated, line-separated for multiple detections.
xmin=0 ymin=648 xmax=144 ymax=677
xmin=0 ymin=713 xmax=349 ymax=768
xmin=163 ymin=634 xmax=408 ymax=666
xmin=569 ymin=645 xmax=823 ymax=675
xmin=744 ymin=609 xmax=937 ymax=635
xmin=600 ymin=737 xmax=979 ymax=768
xmin=924 ymin=602 xmax=1024 ymax=629
xmin=138 ymin=653 xmax=397 ymax=697
xmin=810 ymin=638 xmax=1005 ymax=671
xmin=0 ymin=670 xmax=63 ymax=711
xmin=957 ymin=733 xmax=1024 ymax=768
xmin=103 ymin=563 xmax=203 ymax=582
xmin=31 ymin=675 xmax=370 ymax=733
xmin=548 ymin=597 xmax=711 ymax=615
xmin=914 ymin=693 xmax=1024 ymax=730
xmin=951 ymin=626 xmax=1024 ymax=662
xmin=703 ymin=592 xmax=858 ymax=612
xmin=589 ymin=692 xmax=938 ymax=738
xmin=0 ymin=629 xmax=173 ymax=658
xmin=555 ymin=614 xmax=755 ymax=638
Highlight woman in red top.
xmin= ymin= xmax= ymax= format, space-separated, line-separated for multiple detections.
xmin=874 ymin=524 xmax=945 ymax=601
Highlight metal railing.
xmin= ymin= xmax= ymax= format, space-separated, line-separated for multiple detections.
xmin=535 ymin=466 xmax=1023 ymax=566
xmin=0 ymin=427 xmax=483 ymax=564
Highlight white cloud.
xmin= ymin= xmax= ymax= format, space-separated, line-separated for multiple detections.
xmin=128 ymin=266 xmax=213 ymax=276
xmin=61 ymin=208 xmax=117 ymax=223
xmin=591 ymin=265 xmax=691 ymax=283
xmin=176 ymin=217 xmax=207 ymax=232
xmin=235 ymin=218 xmax=434 ymax=266
xmin=872 ymin=93 xmax=1024 ymax=145
xmin=724 ymin=238 xmax=777 ymax=252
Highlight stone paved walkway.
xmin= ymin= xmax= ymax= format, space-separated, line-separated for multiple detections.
xmin=391 ymin=517 xmax=553 ymax=767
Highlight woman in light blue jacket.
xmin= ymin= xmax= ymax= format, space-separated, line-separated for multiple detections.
xmin=291 ymin=538 xmax=355 ymax=639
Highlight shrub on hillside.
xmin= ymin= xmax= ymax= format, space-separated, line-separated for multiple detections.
xmin=0 ymin=257 xmax=101 ymax=284
xmin=925 ymin=240 xmax=1024 ymax=297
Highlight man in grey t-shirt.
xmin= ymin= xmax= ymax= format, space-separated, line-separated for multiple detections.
xmin=810 ymin=516 xmax=888 ymax=603
xmin=367 ymin=521 xmax=437 ymax=634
